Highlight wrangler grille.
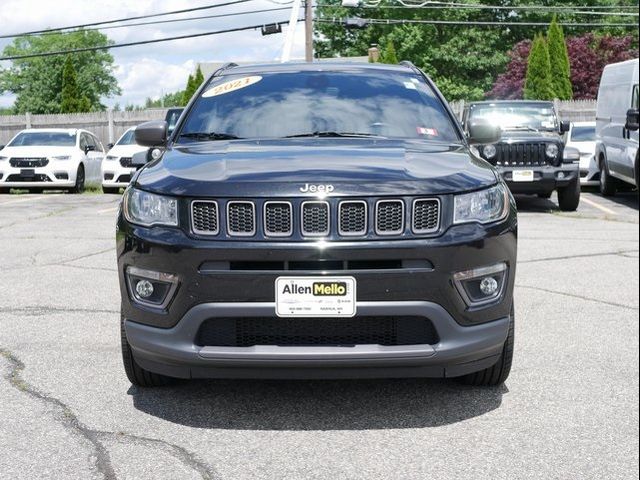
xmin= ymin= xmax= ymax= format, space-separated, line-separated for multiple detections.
xmin=192 ymin=201 xmax=219 ymax=235
xmin=301 ymin=201 xmax=329 ymax=236
xmin=492 ymin=142 xmax=560 ymax=167
xmin=376 ymin=200 xmax=404 ymax=235
xmin=412 ymin=199 xmax=440 ymax=233
xmin=264 ymin=202 xmax=293 ymax=237
xmin=227 ymin=201 xmax=256 ymax=236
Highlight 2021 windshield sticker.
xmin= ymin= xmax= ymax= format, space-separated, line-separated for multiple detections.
xmin=202 ymin=76 xmax=263 ymax=98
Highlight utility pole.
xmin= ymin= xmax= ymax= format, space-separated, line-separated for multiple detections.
xmin=305 ymin=0 xmax=313 ymax=62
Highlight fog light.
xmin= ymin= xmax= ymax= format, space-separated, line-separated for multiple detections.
xmin=454 ymin=262 xmax=508 ymax=307
xmin=480 ymin=276 xmax=499 ymax=296
xmin=126 ymin=266 xmax=179 ymax=309
xmin=135 ymin=279 xmax=154 ymax=298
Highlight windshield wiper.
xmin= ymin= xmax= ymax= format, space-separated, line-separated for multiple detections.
xmin=284 ymin=131 xmax=386 ymax=139
xmin=505 ymin=126 xmax=541 ymax=133
xmin=179 ymin=132 xmax=243 ymax=141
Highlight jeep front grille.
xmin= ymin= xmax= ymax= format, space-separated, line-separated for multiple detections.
xmin=196 ymin=316 xmax=439 ymax=347
xmin=301 ymin=201 xmax=330 ymax=237
xmin=192 ymin=201 xmax=219 ymax=235
xmin=375 ymin=200 xmax=405 ymax=235
xmin=190 ymin=197 xmax=441 ymax=239
xmin=339 ymin=201 xmax=367 ymax=236
xmin=264 ymin=201 xmax=293 ymax=237
xmin=227 ymin=201 xmax=256 ymax=236
xmin=493 ymin=143 xmax=560 ymax=167
xmin=412 ymin=199 xmax=440 ymax=234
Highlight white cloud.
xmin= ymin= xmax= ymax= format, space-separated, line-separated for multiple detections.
xmin=0 ymin=0 xmax=308 ymax=109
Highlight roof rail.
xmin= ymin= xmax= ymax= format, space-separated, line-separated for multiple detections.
xmin=399 ymin=60 xmax=421 ymax=74
xmin=210 ymin=62 xmax=238 ymax=79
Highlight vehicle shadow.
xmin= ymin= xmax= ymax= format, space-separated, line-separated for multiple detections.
xmin=513 ymin=195 xmax=558 ymax=212
xmin=128 ymin=378 xmax=507 ymax=431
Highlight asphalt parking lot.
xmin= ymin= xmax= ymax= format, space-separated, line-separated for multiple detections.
xmin=0 ymin=190 xmax=638 ymax=480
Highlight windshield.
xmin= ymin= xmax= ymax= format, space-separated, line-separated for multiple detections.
xmin=8 ymin=131 xmax=77 ymax=147
xmin=469 ymin=104 xmax=558 ymax=132
xmin=178 ymin=71 xmax=460 ymax=143
xmin=116 ymin=129 xmax=137 ymax=146
xmin=570 ymin=125 xmax=596 ymax=142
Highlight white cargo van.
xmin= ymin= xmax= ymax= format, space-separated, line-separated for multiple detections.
xmin=595 ymin=58 xmax=639 ymax=196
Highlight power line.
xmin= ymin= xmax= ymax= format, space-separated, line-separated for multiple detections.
xmin=19 ymin=7 xmax=294 ymax=38
xmin=320 ymin=5 xmax=640 ymax=16
xmin=349 ymin=0 xmax=639 ymax=9
xmin=0 ymin=20 xmax=297 ymax=61
xmin=0 ymin=0 xmax=259 ymax=39
xmin=316 ymin=17 xmax=639 ymax=28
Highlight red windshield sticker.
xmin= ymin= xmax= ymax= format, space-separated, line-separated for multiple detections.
xmin=417 ymin=127 xmax=438 ymax=136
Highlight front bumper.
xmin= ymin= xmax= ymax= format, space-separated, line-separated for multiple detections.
xmin=101 ymin=164 xmax=135 ymax=188
xmin=125 ymin=301 xmax=510 ymax=379
xmin=0 ymin=164 xmax=76 ymax=188
xmin=497 ymin=164 xmax=579 ymax=194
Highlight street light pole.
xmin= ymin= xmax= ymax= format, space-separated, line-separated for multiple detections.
xmin=305 ymin=0 xmax=313 ymax=62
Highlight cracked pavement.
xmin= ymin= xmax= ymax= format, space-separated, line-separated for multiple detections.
xmin=0 ymin=191 xmax=638 ymax=480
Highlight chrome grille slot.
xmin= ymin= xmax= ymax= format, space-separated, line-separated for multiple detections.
xmin=339 ymin=201 xmax=367 ymax=236
xmin=375 ymin=200 xmax=404 ymax=235
xmin=264 ymin=201 xmax=293 ymax=237
xmin=227 ymin=201 xmax=256 ymax=236
xmin=412 ymin=199 xmax=440 ymax=234
xmin=191 ymin=201 xmax=219 ymax=235
xmin=301 ymin=201 xmax=330 ymax=236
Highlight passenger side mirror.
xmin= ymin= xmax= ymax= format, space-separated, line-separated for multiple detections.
xmin=559 ymin=121 xmax=570 ymax=134
xmin=0 ymin=145 xmax=4 ymax=151
xmin=625 ymin=108 xmax=639 ymax=131
xmin=84 ymin=144 xmax=96 ymax=154
xmin=135 ymin=121 xmax=168 ymax=147
xmin=467 ymin=120 xmax=501 ymax=145
xmin=107 ymin=143 xmax=114 ymax=150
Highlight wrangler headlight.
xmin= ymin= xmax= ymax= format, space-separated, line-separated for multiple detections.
xmin=123 ymin=188 xmax=178 ymax=227
xmin=483 ymin=144 xmax=497 ymax=159
xmin=454 ymin=183 xmax=510 ymax=225
xmin=545 ymin=143 xmax=559 ymax=158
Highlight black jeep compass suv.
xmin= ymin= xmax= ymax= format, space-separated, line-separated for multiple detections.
xmin=117 ymin=62 xmax=518 ymax=387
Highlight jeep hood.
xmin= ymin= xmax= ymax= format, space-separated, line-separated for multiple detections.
xmin=134 ymin=139 xmax=498 ymax=197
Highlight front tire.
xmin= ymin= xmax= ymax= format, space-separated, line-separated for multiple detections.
xmin=599 ymin=156 xmax=617 ymax=197
xmin=459 ymin=307 xmax=514 ymax=387
xmin=70 ymin=165 xmax=85 ymax=194
xmin=558 ymin=178 xmax=581 ymax=212
xmin=121 ymin=315 xmax=173 ymax=387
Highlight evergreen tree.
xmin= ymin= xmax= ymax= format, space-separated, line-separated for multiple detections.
xmin=547 ymin=16 xmax=573 ymax=100
xmin=380 ymin=40 xmax=398 ymax=64
xmin=181 ymin=74 xmax=195 ymax=105
xmin=524 ymin=34 xmax=554 ymax=100
xmin=193 ymin=65 xmax=204 ymax=87
xmin=60 ymin=56 xmax=80 ymax=113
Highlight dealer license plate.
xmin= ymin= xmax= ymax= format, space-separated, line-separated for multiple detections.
xmin=275 ymin=276 xmax=356 ymax=318
xmin=512 ymin=170 xmax=534 ymax=182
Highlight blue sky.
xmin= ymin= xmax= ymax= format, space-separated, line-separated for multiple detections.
xmin=0 ymin=0 xmax=307 ymax=108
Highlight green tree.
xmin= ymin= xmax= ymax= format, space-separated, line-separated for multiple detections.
xmin=0 ymin=29 xmax=120 ymax=113
xmin=524 ymin=34 xmax=554 ymax=100
xmin=193 ymin=64 xmax=204 ymax=87
xmin=60 ymin=56 xmax=91 ymax=113
xmin=380 ymin=40 xmax=398 ymax=64
xmin=547 ymin=16 xmax=573 ymax=100
xmin=181 ymin=65 xmax=205 ymax=105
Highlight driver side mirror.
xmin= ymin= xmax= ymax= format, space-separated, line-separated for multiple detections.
xmin=84 ymin=144 xmax=96 ymax=154
xmin=106 ymin=143 xmax=114 ymax=150
xmin=467 ymin=119 xmax=501 ymax=145
xmin=135 ymin=120 xmax=168 ymax=147
xmin=559 ymin=121 xmax=570 ymax=134
xmin=0 ymin=145 xmax=4 ymax=151
xmin=625 ymin=108 xmax=639 ymax=131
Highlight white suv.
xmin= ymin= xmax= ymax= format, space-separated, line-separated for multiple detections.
xmin=0 ymin=128 xmax=104 ymax=193
xmin=101 ymin=128 xmax=148 ymax=194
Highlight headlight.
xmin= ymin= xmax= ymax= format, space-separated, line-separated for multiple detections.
xmin=483 ymin=144 xmax=497 ymax=159
xmin=545 ymin=144 xmax=559 ymax=158
xmin=454 ymin=183 xmax=510 ymax=225
xmin=51 ymin=155 xmax=71 ymax=161
xmin=123 ymin=188 xmax=178 ymax=227
xmin=106 ymin=155 xmax=118 ymax=161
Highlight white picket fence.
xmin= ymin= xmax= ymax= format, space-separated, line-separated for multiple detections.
xmin=0 ymin=100 xmax=598 ymax=146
